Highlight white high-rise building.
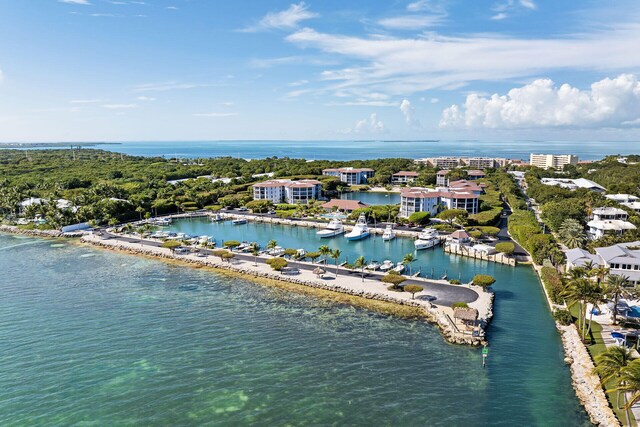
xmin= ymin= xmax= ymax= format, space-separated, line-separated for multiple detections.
xmin=529 ymin=153 xmax=578 ymax=170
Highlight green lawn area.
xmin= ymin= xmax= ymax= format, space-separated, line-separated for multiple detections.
xmin=568 ymin=304 xmax=636 ymax=426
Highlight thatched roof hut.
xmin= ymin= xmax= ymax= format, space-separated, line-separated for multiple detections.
xmin=313 ymin=267 xmax=326 ymax=277
xmin=453 ymin=307 xmax=478 ymax=323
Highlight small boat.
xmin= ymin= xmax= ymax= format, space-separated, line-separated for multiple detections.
xmin=316 ymin=218 xmax=345 ymax=238
xmin=232 ymin=218 xmax=248 ymax=225
xmin=381 ymin=224 xmax=396 ymax=241
xmin=380 ymin=260 xmax=394 ymax=272
xmin=414 ymin=228 xmax=441 ymax=250
xmin=393 ymin=262 xmax=405 ymax=274
xmin=152 ymin=217 xmax=172 ymax=226
xmin=237 ymin=242 xmax=251 ymax=251
xmin=268 ymin=246 xmax=285 ymax=256
xmin=344 ymin=214 xmax=370 ymax=241
xmin=210 ymin=213 xmax=224 ymax=222
xmin=366 ymin=261 xmax=380 ymax=271
xmin=296 ymin=248 xmax=306 ymax=258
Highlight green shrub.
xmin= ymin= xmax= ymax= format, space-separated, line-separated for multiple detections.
xmin=472 ymin=274 xmax=496 ymax=289
xmin=408 ymin=211 xmax=431 ymax=225
xmin=266 ymin=257 xmax=288 ymax=271
xmin=553 ymin=308 xmax=573 ymax=326
xmin=468 ymin=208 xmax=502 ymax=226
xmin=495 ymin=242 xmax=515 ymax=256
xmin=451 ymin=302 xmax=469 ymax=309
xmin=381 ymin=272 xmax=406 ymax=289
xmin=162 ymin=240 xmax=181 ymax=251
xmin=540 ymin=266 xmax=565 ymax=304
xmin=449 ymin=279 xmax=461 ymax=285
xmin=469 ymin=230 xmax=483 ymax=239
xmin=403 ymin=284 xmax=424 ymax=298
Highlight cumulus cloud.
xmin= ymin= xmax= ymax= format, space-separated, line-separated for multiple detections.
xmin=348 ymin=113 xmax=385 ymax=133
xmin=286 ymin=22 xmax=640 ymax=97
xmin=439 ymin=74 xmax=640 ymax=129
xmin=400 ymin=99 xmax=420 ymax=126
xmin=241 ymin=2 xmax=317 ymax=32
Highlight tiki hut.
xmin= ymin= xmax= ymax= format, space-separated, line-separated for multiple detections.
xmin=453 ymin=307 xmax=478 ymax=329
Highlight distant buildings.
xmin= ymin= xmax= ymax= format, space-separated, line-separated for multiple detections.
xmin=435 ymin=169 xmax=486 ymax=187
xmin=567 ymin=241 xmax=640 ymax=286
xmin=391 ymin=171 xmax=419 ymax=184
xmin=19 ymin=197 xmax=76 ymax=213
xmin=529 ymin=153 xmax=578 ymax=170
xmin=252 ymin=179 xmax=322 ymax=204
xmin=414 ymin=156 xmax=512 ymax=169
xmin=322 ymin=167 xmax=375 ymax=185
xmin=605 ymin=194 xmax=640 ymax=214
xmin=540 ymin=177 xmax=605 ymax=192
xmin=399 ymin=180 xmax=482 ymax=218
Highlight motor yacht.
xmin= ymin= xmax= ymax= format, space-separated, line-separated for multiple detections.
xmin=366 ymin=261 xmax=380 ymax=271
xmin=381 ymin=224 xmax=396 ymax=241
xmin=379 ymin=260 xmax=394 ymax=272
xmin=344 ymin=214 xmax=370 ymax=241
xmin=316 ymin=218 xmax=345 ymax=238
xmin=392 ymin=262 xmax=405 ymax=274
xmin=414 ymin=228 xmax=441 ymax=250
xmin=232 ymin=218 xmax=248 ymax=225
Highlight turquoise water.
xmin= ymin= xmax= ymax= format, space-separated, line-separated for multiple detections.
xmin=167 ymin=218 xmax=473 ymax=280
xmin=340 ymin=191 xmax=401 ymax=206
xmin=0 ymin=233 xmax=589 ymax=425
xmin=3 ymin=139 xmax=638 ymax=160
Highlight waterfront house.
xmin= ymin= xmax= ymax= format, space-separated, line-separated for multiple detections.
xmin=592 ymin=207 xmax=629 ymax=221
xmin=606 ymin=194 xmax=639 ymax=204
xmin=594 ymin=242 xmax=640 ymax=285
xmin=322 ymin=167 xmax=374 ymax=185
xmin=448 ymin=230 xmax=471 ymax=246
xmin=253 ymin=179 xmax=322 ymax=204
xmin=19 ymin=197 xmax=76 ymax=214
xmin=566 ymin=247 xmax=602 ymax=270
xmin=391 ymin=171 xmax=419 ymax=184
xmin=320 ymin=199 xmax=369 ymax=213
xmin=587 ymin=219 xmax=636 ymax=239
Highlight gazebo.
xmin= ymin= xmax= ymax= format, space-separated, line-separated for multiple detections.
xmin=453 ymin=307 xmax=478 ymax=329
xmin=313 ymin=267 xmax=326 ymax=278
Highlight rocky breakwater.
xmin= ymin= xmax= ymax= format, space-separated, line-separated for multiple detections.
xmin=0 ymin=224 xmax=63 ymax=238
xmin=558 ymin=324 xmax=620 ymax=427
xmin=81 ymin=234 xmax=490 ymax=347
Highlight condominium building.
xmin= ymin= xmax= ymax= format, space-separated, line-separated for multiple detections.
xmin=252 ymin=179 xmax=322 ymax=204
xmin=322 ymin=167 xmax=375 ymax=185
xmin=529 ymin=153 xmax=578 ymax=170
xmin=414 ymin=157 xmax=511 ymax=169
xmin=391 ymin=171 xmax=419 ymax=184
xmin=399 ymin=182 xmax=481 ymax=218
xmin=567 ymin=242 xmax=640 ymax=285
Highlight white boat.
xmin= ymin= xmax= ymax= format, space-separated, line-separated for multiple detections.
xmin=393 ymin=262 xmax=405 ymax=274
xmin=210 ymin=213 xmax=224 ymax=222
xmin=414 ymin=228 xmax=441 ymax=250
xmin=366 ymin=261 xmax=380 ymax=271
xmin=152 ymin=217 xmax=172 ymax=226
xmin=296 ymin=248 xmax=306 ymax=258
xmin=344 ymin=214 xmax=370 ymax=241
xmin=268 ymin=246 xmax=285 ymax=256
xmin=379 ymin=260 xmax=394 ymax=272
xmin=232 ymin=218 xmax=248 ymax=225
xmin=381 ymin=224 xmax=395 ymax=241
xmin=317 ymin=218 xmax=345 ymax=238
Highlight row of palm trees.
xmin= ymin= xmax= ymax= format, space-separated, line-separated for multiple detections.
xmin=564 ymin=263 xmax=634 ymax=341
xmin=595 ymin=346 xmax=640 ymax=421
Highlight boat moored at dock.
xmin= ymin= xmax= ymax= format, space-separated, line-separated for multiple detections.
xmin=316 ymin=218 xmax=345 ymax=238
xmin=344 ymin=214 xmax=370 ymax=241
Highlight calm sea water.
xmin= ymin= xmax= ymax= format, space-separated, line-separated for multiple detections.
xmin=340 ymin=191 xmax=401 ymax=205
xmin=0 ymin=233 xmax=588 ymax=426
xmin=3 ymin=139 xmax=638 ymax=160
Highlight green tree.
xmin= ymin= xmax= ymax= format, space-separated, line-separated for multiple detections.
xmin=594 ymin=346 xmax=635 ymax=424
xmin=354 ymin=256 xmax=366 ymax=282
xmin=331 ymin=249 xmax=342 ymax=277
xmin=266 ymin=257 xmax=288 ymax=271
xmin=437 ymin=209 xmax=468 ymax=227
xmin=402 ymin=253 xmax=416 ymax=275
xmin=224 ymin=240 xmax=241 ymax=250
xmin=404 ymin=284 xmax=424 ymax=299
xmin=267 ymin=239 xmax=277 ymax=250
xmin=211 ymin=249 xmax=228 ymax=260
xmin=222 ymin=252 xmax=235 ymax=262
xmin=162 ymin=240 xmax=181 ymax=252
xmin=381 ymin=271 xmax=406 ymax=290
xmin=306 ymin=251 xmax=320 ymax=264
xmin=558 ymin=218 xmax=586 ymax=249
xmin=319 ymin=245 xmax=331 ymax=267
xmin=407 ymin=211 xmax=431 ymax=225
xmin=606 ymin=274 xmax=633 ymax=325
xmin=472 ymin=274 xmax=496 ymax=291
xmin=563 ymin=275 xmax=593 ymax=340
xmin=495 ymin=242 xmax=515 ymax=256
xmin=618 ymin=359 xmax=640 ymax=411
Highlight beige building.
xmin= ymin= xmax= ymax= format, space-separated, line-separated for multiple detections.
xmin=414 ymin=156 xmax=511 ymax=169
xmin=529 ymin=153 xmax=578 ymax=170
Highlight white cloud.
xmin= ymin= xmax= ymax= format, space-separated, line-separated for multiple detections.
xmin=103 ymin=103 xmax=138 ymax=109
xmin=136 ymin=96 xmax=156 ymax=101
xmin=167 ymin=6 xmax=178 ymax=10
xmin=286 ymin=23 xmax=640 ymax=97
xmin=327 ymin=100 xmax=398 ymax=107
xmin=59 ymin=0 xmax=91 ymax=4
xmin=406 ymin=0 xmax=446 ymax=13
xmin=241 ymin=2 xmax=317 ymax=32
xmin=430 ymin=97 xmax=439 ymax=103
xmin=289 ymin=79 xmax=309 ymax=87
xmin=439 ymin=74 xmax=640 ymax=129
xmin=220 ymin=101 xmax=234 ymax=106
xmin=193 ymin=112 xmax=238 ymax=117
xmin=0 ymin=69 xmax=4 ymax=82
xmin=400 ymin=99 xmax=420 ymax=126
xmin=70 ymin=99 xmax=107 ymax=104
xmin=378 ymin=15 xmax=444 ymax=30
xmin=352 ymin=113 xmax=385 ymax=133
xmin=407 ymin=1 xmax=429 ymax=12
xmin=491 ymin=13 xmax=508 ymax=20
xmin=133 ymin=81 xmax=215 ymax=92
xmin=519 ymin=0 xmax=537 ymax=10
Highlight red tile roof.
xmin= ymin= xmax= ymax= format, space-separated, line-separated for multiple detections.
xmin=393 ymin=171 xmax=419 ymax=177
xmin=320 ymin=199 xmax=369 ymax=210
xmin=450 ymin=230 xmax=471 ymax=239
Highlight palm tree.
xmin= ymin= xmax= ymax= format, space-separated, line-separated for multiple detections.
xmin=354 ymin=256 xmax=366 ymax=282
xmin=594 ymin=346 xmax=635 ymax=424
xmin=617 ymin=359 xmax=640 ymax=412
xmin=267 ymin=239 xmax=277 ymax=250
xmin=607 ymin=274 xmax=632 ymax=325
xmin=584 ymin=282 xmax=606 ymax=341
xmin=558 ymin=218 xmax=586 ymax=249
xmin=331 ymin=249 xmax=342 ymax=277
xmin=319 ymin=245 xmax=331 ymax=267
xmin=563 ymin=277 xmax=594 ymax=340
xmin=402 ymin=253 xmax=416 ymax=275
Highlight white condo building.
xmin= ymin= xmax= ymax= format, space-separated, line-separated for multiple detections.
xmin=322 ymin=167 xmax=375 ymax=185
xmin=253 ymin=179 xmax=322 ymax=204
xmin=414 ymin=156 xmax=511 ymax=169
xmin=399 ymin=180 xmax=482 ymax=218
xmin=529 ymin=153 xmax=578 ymax=170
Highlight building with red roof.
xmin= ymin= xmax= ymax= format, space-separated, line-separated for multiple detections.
xmin=320 ymin=199 xmax=369 ymax=213
xmin=391 ymin=171 xmax=419 ymax=184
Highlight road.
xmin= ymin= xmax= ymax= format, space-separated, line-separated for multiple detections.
xmin=101 ymin=230 xmax=480 ymax=307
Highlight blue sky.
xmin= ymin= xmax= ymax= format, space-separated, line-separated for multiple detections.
xmin=1 ymin=0 xmax=639 ymax=141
